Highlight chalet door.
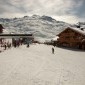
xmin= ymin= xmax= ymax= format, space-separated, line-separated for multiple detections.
xmin=79 ymin=44 xmax=82 ymax=49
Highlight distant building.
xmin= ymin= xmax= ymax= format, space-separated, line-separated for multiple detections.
xmin=0 ymin=33 xmax=34 ymax=46
xmin=57 ymin=27 xmax=85 ymax=50
xmin=0 ymin=24 xmax=4 ymax=33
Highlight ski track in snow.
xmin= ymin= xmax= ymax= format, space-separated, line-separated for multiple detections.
xmin=0 ymin=44 xmax=85 ymax=85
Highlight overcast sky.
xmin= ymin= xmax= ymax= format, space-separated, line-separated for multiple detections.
xmin=0 ymin=0 xmax=85 ymax=24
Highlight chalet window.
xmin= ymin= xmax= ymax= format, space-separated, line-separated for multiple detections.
xmin=73 ymin=36 xmax=76 ymax=38
xmin=65 ymin=36 xmax=70 ymax=39
xmin=74 ymin=33 xmax=79 ymax=36
xmin=73 ymin=36 xmax=79 ymax=39
xmin=64 ymin=30 xmax=69 ymax=33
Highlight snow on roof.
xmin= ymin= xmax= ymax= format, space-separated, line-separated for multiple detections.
xmin=69 ymin=27 xmax=85 ymax=36
xmin=57 ymin=27 xmax=85 ymax=36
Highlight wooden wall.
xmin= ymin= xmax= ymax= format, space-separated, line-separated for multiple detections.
xmin=57 ymin=28 xmax=85 ymax=50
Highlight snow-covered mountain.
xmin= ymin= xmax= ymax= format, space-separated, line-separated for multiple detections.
xmin=0 ymin=15 xmax=70 ymax=41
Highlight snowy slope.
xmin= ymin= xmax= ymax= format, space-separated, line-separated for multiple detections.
xmin=0 ymin=44 xmax=85 ymax=85
xmin=0 ymin=15 xmax=70 ymax=41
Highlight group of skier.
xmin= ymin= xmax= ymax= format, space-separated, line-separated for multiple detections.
xmin=0 ymin=41 xmax=11 ymax=50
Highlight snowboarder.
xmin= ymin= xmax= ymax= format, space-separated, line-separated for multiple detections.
xmin=52 ymin=47 xmax=54 ymax=54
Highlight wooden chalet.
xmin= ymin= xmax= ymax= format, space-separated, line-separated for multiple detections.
xmin=57 ymin=27 xmax=85 ymax=50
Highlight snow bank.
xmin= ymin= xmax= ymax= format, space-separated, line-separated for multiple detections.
xmin=0 ymin=44 xmax=85 ymax=85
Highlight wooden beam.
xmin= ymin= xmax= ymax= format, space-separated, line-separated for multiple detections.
xmin=0 ymin=34 xmax=33 ymax=38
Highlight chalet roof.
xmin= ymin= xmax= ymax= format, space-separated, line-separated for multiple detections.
xmin=0 ymin=34 xmax=32 ymax=36
xmin=69 ymin=27 xmax=85 ymax=36
xmin=57 ymin=27 xmax=85 ymax=36
xmin=0 ymin=34 xmax=33 ymax=38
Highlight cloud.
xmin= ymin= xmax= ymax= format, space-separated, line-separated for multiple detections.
xmin=52 ymin=15 xmax=83 ymax=24
xmin=0 ymin=0 xmax=85 ymax=23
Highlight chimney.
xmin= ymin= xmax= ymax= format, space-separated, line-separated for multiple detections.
xmin=81 ymin=28 xmax=84 ymax=31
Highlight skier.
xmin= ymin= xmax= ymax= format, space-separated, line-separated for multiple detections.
xmin=27 ymin=43 xmax=29 ymax=47
xmin=52 ymin=47 xmax=54 ymax=54
xmin=4 ymin=44 xmax=7 ymax=50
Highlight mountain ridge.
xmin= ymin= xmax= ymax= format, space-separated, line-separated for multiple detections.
xmin=0 ymin=15 xmax=72 ymax=41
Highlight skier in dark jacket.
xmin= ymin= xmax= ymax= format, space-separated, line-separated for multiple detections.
xmin=52 ymin=47 xmax=54 ymax=54
xmin=27 ymin=43 xmax=29 ymax=47
xmin=4 ymin=44 xmax=7 ymax=50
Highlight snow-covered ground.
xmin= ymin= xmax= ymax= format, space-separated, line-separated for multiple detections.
xmin=0 ymin=44 xmax=85 ymax=85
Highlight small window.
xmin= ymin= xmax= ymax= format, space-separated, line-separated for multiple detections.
xmin=65 ymin=36 xmax=70 ymax=38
